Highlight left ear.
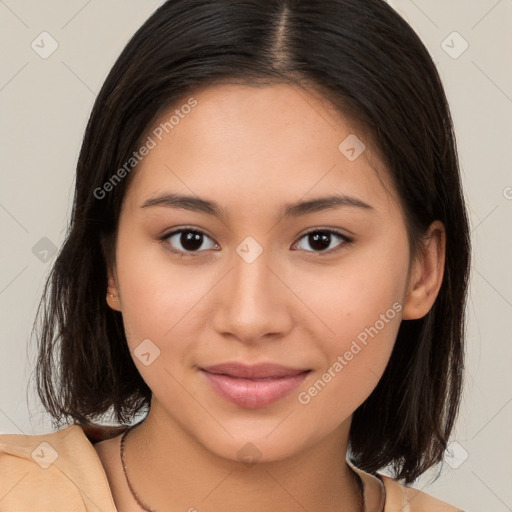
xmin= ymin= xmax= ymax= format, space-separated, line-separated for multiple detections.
xmin=402 ymin=220 xmax=446 ymax=320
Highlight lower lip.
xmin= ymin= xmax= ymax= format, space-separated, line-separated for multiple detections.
xmin=200 ymin=370 xmax=310 ymax=409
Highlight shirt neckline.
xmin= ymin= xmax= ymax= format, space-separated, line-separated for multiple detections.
xmin=80 ymin=424 xmax=387 ymax=511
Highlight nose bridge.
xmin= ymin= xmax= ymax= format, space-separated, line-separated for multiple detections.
xmin=234 ymin=244 xmax=273 ymax=300
xmin=212 ymin=240 xmax=292 ymax=340
xmin=230 ymin=242 xmax=278 ymax=313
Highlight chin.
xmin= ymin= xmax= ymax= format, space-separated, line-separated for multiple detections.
xmin=192 ymin=422 xmax=321 ymax=466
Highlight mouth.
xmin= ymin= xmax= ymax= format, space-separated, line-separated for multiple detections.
xmin=200 ymin=363 xmax=311 ymax=408
xmin=201 ymin=362 xmax=310 ymax=379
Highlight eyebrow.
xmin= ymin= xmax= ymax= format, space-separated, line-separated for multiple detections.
xmin=140 ymin=192 xmax=374 ymax=218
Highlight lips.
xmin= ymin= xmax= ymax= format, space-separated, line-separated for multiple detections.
xmin=201 ymin=362 xmax=310 ymax=379
xmin=200 ymin=362 xmax=311 ymax=408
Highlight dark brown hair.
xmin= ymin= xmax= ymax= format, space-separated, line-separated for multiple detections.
xmin=30 ymin=0 xmax=471 ymax=485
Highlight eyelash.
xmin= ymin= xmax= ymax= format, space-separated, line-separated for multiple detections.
xmin=159 ymin=227 xmax=353 ymax=258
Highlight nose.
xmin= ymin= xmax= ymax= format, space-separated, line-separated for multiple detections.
xmin=211 ymin=247 xmax=294 ymax=345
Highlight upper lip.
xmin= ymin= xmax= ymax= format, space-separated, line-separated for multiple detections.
xmin=201 ymin=362 xmax=310 ymax=379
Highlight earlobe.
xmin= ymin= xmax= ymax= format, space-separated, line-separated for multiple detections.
xmin=106 ymin=266 xmax=122 ymax=312
xmin=402 ymin=221 xmax=446 ymax=320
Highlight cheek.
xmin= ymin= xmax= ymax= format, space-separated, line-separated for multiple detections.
xmin=294 ymin=269 xmax=405 ymax=423
xmin=294 ymin=239 xmax=408 ymax=410
xmin=297 ymin=313 xmax=401 ymax=427
xmin=114 ymin=234 xmax=215 ymax=367
xmin=296 ymin=238 xmax=408 ymax=344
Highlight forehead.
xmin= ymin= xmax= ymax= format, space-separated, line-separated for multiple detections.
xmin=123 ymin=83 xmax=397 ymax=217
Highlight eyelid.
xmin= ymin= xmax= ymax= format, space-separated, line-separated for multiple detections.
xmin=292 ymin=228 xmax=352 ymax=255
xmin=159 ymin=226 xmax=219 ymax=257
xmin=159 ymin=226 xmax=352 ymax=257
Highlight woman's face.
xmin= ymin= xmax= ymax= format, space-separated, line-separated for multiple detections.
xmin=107 ymin=83 xmax=432 ymax=462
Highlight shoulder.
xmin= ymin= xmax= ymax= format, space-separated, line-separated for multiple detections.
xmin=0 ymin=423 xmax=122 ymax=511
xmin=379 ymin=474 xmax=466 ymax=512
xmin=347 ymin=459 xmax=465 ymax=512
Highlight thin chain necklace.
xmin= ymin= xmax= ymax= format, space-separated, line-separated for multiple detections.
xmin=120 ymin=424 xmax=367 ymax=512
xmin=120 ymin=423 xmax=155 ymax=512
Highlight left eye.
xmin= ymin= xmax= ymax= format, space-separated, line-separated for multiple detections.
xmin=294 ymin=229 xmax=351 ymax=254
xmin=160 ymin=228 xmax=351 ymax=256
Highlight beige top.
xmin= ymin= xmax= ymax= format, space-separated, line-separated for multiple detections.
xmin=0 ymin=424 xmax=464 ymax=511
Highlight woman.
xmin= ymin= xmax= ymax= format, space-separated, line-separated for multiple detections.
xmin=0 ymin=0 xmax=470 ymax=510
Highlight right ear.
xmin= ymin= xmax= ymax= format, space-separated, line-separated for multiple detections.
xmin=106 ymin=265 xmax=122 ymax=312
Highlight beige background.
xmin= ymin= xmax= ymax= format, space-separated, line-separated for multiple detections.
xmin=0 ymin=1 xmax=511 ymax=510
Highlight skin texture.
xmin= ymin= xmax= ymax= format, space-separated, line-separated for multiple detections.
xmin=96 ymin=83 xmax=446 ymax=511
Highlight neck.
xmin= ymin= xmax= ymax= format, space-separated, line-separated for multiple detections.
xmin=122 ymin=399 xmax=363 ymax=512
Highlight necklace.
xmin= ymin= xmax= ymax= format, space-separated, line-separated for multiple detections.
xmin=120 ymin=424 xmax=155 ymax=512
xmin=120 ymin=424 xmax=367 ymax=512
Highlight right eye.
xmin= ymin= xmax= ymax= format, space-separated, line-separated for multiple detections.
xmin=160 ymin=228 xmax=219 ymax=257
